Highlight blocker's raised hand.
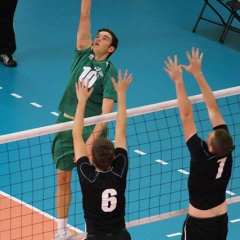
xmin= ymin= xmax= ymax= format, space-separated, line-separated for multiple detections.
xmin=111 ymin=70 xmax=133 ymax=93
xmin=181 ymin=47 xmax=203 ymax=76
xmin=163 ymin=55 xmax=183 ymax=83
xmin=75 ymin=79 xmax=94 ymax=103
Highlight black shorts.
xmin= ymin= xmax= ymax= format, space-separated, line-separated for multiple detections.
xmin=181 ymin=213 xmax=228 ymax=240
xmin=86 ymin=229 xmax=131 ymax=240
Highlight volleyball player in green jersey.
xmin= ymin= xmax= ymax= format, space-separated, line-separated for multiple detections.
xmin=52 ymin=1 xmax=119 ymax=239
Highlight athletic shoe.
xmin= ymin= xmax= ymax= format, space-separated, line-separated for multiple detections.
xmin=52 ymin=230 xmax=72 ymax=240
xmin=0 ymin=54 xmax=17 ymax=67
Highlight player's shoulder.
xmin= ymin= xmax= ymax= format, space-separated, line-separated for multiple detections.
xmin=115 ymin=147 xmax=127 ymax=156
xmin=106 ymin=60 xmax=117 ymax=71
xmin=102 ymin=63 xmax=118 ymax=81
xmin=74 ymin=46 xmax=93 ymax=58
xmin=76 ymin=156 xmax=90 ymax=168
xmin=187 ymin=133 xmax=201 ymax=147
xmin=213 ymin=124 xmax=229 ymax=132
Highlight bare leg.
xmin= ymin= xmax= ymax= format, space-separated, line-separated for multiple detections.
xmin=56 ymin=169 xmax=72 ymax=219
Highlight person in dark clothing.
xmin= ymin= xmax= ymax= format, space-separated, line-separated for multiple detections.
xmin=164 ymin=47 xmax=234 ymax=240
xmin=72 ymin=69 xmax=132 ymax=239
xmin=0 ymin=0 xmax=18 ymax=67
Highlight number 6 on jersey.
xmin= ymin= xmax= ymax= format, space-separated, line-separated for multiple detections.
xmin=101 ymin=189 xmax=117 ymax=212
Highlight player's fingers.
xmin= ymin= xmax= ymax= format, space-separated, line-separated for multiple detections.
xmin=118 ymin=69 xmax=123 ymax=82
xmin=181 ymin=64 xmax=187 ymax=69
xmin=85 ymin=79 xmax=90 ymax=89
xmin=163 ymin=67 xmax=170 ymax=74
xmin=168 ymin=56 xmax=173 ymax=65
xmin=174 ymin=55 xmax=178 ymax=66
xmin=127 ymin=73 xmax=133 ymax=84
xmin=186 ymin=51 xmax=191 ymax=61
xmin=79 ymin=79 xmax=85 ymax=89
xmin=111 ymin=77 xmax=116 ymax=85
xmin=164 ymin=61 xmax=170 ymax=69
xmin=89 ymin=87 xmax=94 ymax=95
xmin=78 ymin=80 xmax=84 ymax=90
xmin=123 ymin=69 xmax=129 ymax=81
xmin=192 ymin=47 xmax=195 ymax=57
xmin=195 ymin=48 xmax=199 ymax=58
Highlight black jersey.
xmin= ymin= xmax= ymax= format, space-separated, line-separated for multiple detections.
xmin=186 ymin=125 xmax=233 ymax=210
xmin=76 ymin=148 xmax=128 ymax=235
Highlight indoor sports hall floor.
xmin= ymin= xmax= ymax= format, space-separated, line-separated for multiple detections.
xmin=0 ymin=0 xmax=240 ymax=239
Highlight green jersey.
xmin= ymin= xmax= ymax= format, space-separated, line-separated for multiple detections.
xmin=58 ymin=47 xmax=118 ymax=117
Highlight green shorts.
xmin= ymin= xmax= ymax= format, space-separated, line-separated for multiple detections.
xmin=52 ymin=113 xmax=108 ymax=171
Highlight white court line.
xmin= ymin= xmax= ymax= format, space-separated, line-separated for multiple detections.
xmin=155 ymin=159 xmax=168 ymax=165
xmin=30 ymin=102 xmax=42 ymax=108
xmin=0 ymin=86 xmax=2 ymax=89
xmin=177 ymin=169 xmax=189 ymax=175
xmin=0 ymin=190 xmax=83 ymax=234
xmin=226 ymin=190 xmax=235 ymax=196
xmin=51 ymin=111 xmax=59 ymax=116
xmin=134 ymin=150 xmax=146 ymax=155
xmin=11 ymin=93 xmax=22 ymax=98
xmin=167 ymin=232 xmax=182 ymax=237
xmin=230 ymin=218 xmax=240 ymax=223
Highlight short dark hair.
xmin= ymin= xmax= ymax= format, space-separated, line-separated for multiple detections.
xmin=92 ymin=137 xmax=115 ymax=170
xmin=98 ymin=28 xmax=118 ymax=58
xmin=211 ymin=129 xmax=233 ymax=157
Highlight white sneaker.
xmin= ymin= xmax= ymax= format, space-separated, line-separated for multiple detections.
xmin=52 ymin=230 xmax=72 ymax=240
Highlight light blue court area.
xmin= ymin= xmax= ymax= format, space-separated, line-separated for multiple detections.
xmin=1 ymin=95 xmax=240 ymax=239
xmin=1 ymin=0 xmax=240 ymax=239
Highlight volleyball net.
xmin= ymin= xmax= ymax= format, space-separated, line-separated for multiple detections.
xmin=0 ymin=86 xmax=240 ymax=239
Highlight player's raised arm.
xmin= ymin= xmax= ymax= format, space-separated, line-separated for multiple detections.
xmin=112 ymin=70 xmax=132 ymax=150
xmin=77 ymin=0 xmax=93 ymax=50
xmin=72 ymin=80 xmax=94 ymax=162
xmin=163 ymin=55 xmax=197 ymax=142
xmin=181 ymin=47 xmax=225 ymax=128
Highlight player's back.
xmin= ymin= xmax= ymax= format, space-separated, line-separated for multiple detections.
xmin=77 ymin=148 xmax=128 ymax=235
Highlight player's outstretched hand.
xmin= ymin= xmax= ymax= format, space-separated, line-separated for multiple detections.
xmin=163 ymin=55 xmax=182 ymax=83
xmin=75 ymin=79 xmax=94 ymax=103
xmin=112 ymin=70 xmax=133 ymax=94
xmin=181 ymin=47 xmax=203 ymax=76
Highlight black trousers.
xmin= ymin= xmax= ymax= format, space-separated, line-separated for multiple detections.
xmin=86 ymin=229 xmax=131 ymax=240
xmin=181 ymin=213 xmax=228 ymax=240
xmin=0 ymin=0 xmax=18 ymax=55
